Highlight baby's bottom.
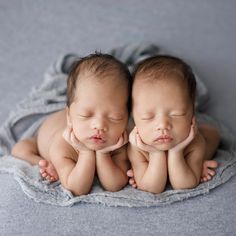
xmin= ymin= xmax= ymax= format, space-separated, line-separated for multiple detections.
xmin=11 ymin=138 xmax=58 ymax=181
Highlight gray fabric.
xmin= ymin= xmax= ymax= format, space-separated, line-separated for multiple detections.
xmin=0 ymin=44 xmax=235 ymax=207
xmin=1 ymin=1 xmax=236 ymax=235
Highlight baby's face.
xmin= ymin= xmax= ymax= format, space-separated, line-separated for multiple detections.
xmin=132 ymin=78 xmax=193 ymax=151
xmin=67 ymin=76 xmax=129 ymax=151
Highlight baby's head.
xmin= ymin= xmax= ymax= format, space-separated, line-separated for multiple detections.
xmin=66 ymin=53 xmax=132 ymax=150
xmin=132 ymin=55 xmax=196 ymax=150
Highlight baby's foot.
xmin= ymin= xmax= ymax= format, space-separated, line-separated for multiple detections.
xmin=127 ymin=169 xmax=137 ymax=188
xmin=39 ymin=160 xmax=59 ymax=182
xmin=200 ymin=160 xmax=218 ymax=183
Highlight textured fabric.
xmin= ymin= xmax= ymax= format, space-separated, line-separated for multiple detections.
xmin=0 ymin=44 xmax=235 ymax=207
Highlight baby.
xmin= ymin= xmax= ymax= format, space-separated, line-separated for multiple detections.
xmin=11 ymin=53 xmax=132 ymax=196
xmin=127 ymin=55 xmax=220 ymax=194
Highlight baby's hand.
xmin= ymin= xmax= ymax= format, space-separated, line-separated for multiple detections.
xmin=129 ymin=127 xmax=160 ymax=153
xmin=97 ymin=131 xmax=128 ymax=154
xmin=169 ymin=117 xmax=197 ymax=153
xmin=63 ymin=125 xmax=90 ymax=152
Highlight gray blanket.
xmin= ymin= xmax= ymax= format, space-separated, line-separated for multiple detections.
xmin=0 ymin=44 xmax=235 ymax=207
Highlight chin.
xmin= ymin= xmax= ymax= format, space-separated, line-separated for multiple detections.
xmin=87 ymin=144 xmax=105 ymax=151
xmin=153 ymin=143 xmax=174 ymax=151
xmin=156 ymin=146 xmax=169 ymax=151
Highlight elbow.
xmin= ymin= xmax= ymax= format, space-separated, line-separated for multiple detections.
xmin=137 ymin=181 xmax=165 ymax=194
xmin=105 ymin=185 xmax=123 ymax=192
xmin=171 ymin=177 xmax=199 ymax=190
xmin=71 ymin=189 xmax=90 ymax=197
xmin=103 ymin=175 xmax=128 ymax=192
xmin=62 ymin=182 xmax=90 ymax=196
xmin=66 ymin=185 xmax=90 ymax=196
xmin=145 ymin=188 xmax=164 ymax=195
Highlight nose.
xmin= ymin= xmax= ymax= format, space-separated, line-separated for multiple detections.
xmin=91 ymin=117 xmax=107 ymax=132
xmin=156 ymin=115 xmax=171 ymax=131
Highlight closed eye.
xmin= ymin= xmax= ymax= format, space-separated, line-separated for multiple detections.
xmin=170 ymin=113 xmax=186 ymax=117
xmin=140 ymin=116 xmax=154 ymax=120
xmin=78 ymin=114 xmax=92 ymax=118
xmin=109 ymin=117 xmax=124 ymax=122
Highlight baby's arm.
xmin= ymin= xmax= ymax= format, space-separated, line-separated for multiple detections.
xmin=49 ymin=138 xmax=96 ymax=196
xmin=96 ymin=133 xmax=129 ymax=192
xmin=96 ymin=146 xmax=129 ymax=192
xmin=168 ymin=126 xmax=205 ymax=189
xmin=127 ymin=128 xmax=167 ymax=194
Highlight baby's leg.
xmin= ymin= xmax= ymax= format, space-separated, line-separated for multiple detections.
xmin=198 ymin=124 xmax=220 ymax=182
xmin=11 ymin=138 xmax=41 ymax=165
xmin=11 ymin=138 xmax=58 ymax=182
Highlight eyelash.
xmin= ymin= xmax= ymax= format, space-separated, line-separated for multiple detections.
xmin=78 ymin=115 xmax=123 ymax=122
xmin=170 ymin=114 xmax=185 ymax=117
xmin=109 ymin=118 xmax=123 ymax=122
xmin=79 ymin=114 xmax=91 ymax=118
xmin=140 ymin=114 xmax=185 ymax=120
xmin=141 ymin=117 xmax=154 ymax=121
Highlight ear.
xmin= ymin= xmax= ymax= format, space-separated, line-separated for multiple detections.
xmin=66 ymin=106 xmax=72 ymax=127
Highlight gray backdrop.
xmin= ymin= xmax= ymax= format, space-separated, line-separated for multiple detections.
xmin=0 ymin=1 xmax=236 ymax=235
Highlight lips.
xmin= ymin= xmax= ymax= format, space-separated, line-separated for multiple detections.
xmin=155 ymin=135 xmax=173 ymax=144
xmin=89 ymin=134 xmax=106 ymax=144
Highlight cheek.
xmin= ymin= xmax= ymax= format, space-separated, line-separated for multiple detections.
xmin=110 ymin=124 xmax=126 ymax=137
xmin=72 ymin=121 xmax=88 ymax=140
xmin=107 ymin=123 xmax=127 ymax=143
xmin=173 ymin=120 xmax=191 ymax=140
xmin=135 ymin=122 xmax=153 ymax=143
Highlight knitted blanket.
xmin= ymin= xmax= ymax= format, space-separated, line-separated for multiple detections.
xmin=0 ymin=44 xmax=235 ymax=207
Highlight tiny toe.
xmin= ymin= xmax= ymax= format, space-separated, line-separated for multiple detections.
xmin=132 ymin=184 xmax=137 ymax=188
xmin=127 ymin=169 xmax=134 ymax=177
xmin=42 ymin=173 xmax=47 ymax=178
xmin=206 ymin=160 xmax=218 ymax=168
xmin=129 ymin=179 xmax=134 ymax=185
xmin=39 ymin=169 xmax=45 ymax=174
xmin=207 ymin=175 xmax=212 ymax=180
xmin=39 ymin=160 xmax=48 ymax=167
xmin=46 ymin=176 xmax=51 ymax=181
xmin=208 ymin=169 xmax=216 ymax=176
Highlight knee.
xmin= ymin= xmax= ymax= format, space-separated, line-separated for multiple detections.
xmin=11 ymin=140 xmax=34 ymax=158
xmin=210 ymin=127 xmax=220 ymax=147
xmin=201 ymin=125 xmax=220 ymax=145
xmin=11 ymin=141 xmax=25 ymax=158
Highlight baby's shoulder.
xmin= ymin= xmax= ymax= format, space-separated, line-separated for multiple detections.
xmin=185 ymin=131 xmax=206 ymax=156
xmin=49 ymin=131 xmax=77 ymax=159
xmin=127 ymin=144 xmax=149 ymax=162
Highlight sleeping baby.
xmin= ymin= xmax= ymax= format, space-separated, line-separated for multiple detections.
xmin=11 ymin=53 xmax=132 ymax=196
xmin=127 ymin=55 xmax=220 ymax=193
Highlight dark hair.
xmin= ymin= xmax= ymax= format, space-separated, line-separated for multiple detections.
xmin=132 ymin=55 xmax=196 ymax=106
xmin=66 ymin=52 xmax=132 ymax=113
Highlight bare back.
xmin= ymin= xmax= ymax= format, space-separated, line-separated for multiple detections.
xmin=37 ymin=109 xmax=67 ymax=160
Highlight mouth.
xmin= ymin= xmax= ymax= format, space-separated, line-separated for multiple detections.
xmin=89 ymin=135 xmax=106 ymax=144
xmin=154 ymin=135 xmax=173 ymax=144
